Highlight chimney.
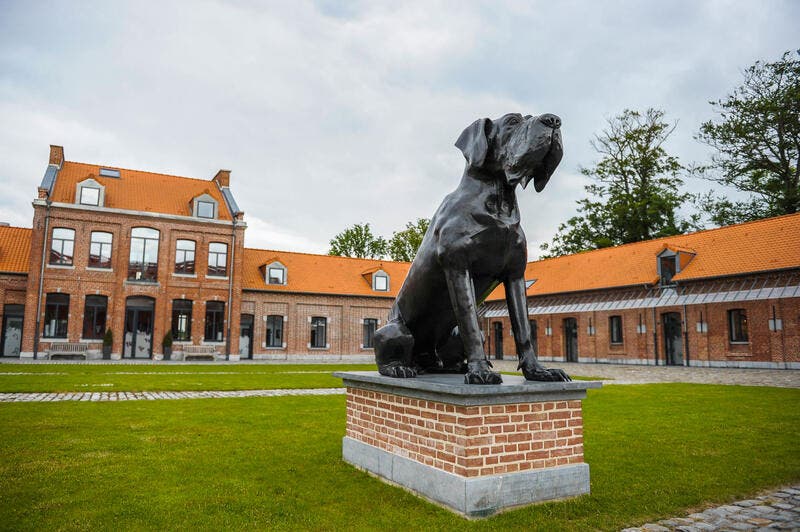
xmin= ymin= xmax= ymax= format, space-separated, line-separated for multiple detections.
xmin=213 ymin=169 xmax=231 ymax=188
xmin=49 ymin=145 xmax=64 ymax=167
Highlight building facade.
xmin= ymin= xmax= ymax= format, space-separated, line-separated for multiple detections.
xmin=0 ymin=145 xmax=798 ymax=368
xmin=480 ymin=216 xmax=800 ymax=369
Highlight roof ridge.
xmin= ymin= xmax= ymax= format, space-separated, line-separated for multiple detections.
xmin=244 ymin=247 xmax=412 ymax=264
xmin=64 ymin=160 xmax=216 ymax=184
xmin=532 ymin=211 xmax=800 ymax=265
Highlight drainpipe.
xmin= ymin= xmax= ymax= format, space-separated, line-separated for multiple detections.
xmin=651 ymin=306 xmax=658 ymax=366
xmin=682 ymin=303 xmax=690 ymax=367
xmin=225 ymin=218 xmax=236 ymax=360
xmin=33 ymin=199 xmax=52 ymax=360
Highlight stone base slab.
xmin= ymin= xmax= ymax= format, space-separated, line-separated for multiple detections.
xmin=343 ymin=436 xmax=590 ymax=517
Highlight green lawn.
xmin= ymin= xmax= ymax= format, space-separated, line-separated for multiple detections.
xmin=0 ymin=364 xmax=376 ymax=392
xmin=1 ymin=384 xmax=798 ymax=530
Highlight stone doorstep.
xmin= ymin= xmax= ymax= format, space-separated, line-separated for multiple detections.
xmin=343 ymin=436 xmax=590 ymax=518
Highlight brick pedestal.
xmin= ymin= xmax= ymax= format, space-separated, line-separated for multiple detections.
xmin=334 ymin=371 xmax=601 ymax=517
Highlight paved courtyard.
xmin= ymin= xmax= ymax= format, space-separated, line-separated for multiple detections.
xmin=622 ymin=485 xmax=800 ymax=531
xmin=493 ymin=360 xmax=800 ymax=388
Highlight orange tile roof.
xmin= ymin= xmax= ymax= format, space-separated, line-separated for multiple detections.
xmin=488 ymin=212 xmax=800 ymax=300
xmin=49 ymin=161 xmax=233 ymax=220
xmin=0 ymin=226 xmax=31 ymax=273
xmin=243 ymin=248 xmax=411 ymax=297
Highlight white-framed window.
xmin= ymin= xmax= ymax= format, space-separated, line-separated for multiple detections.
xmin=266 ymin=262 xmax=287 ymax=285
xmin=191 ymin=194 xmax=219 ymax=220
xmin=75 ymin=178 xmax=105 ymax=207
xmin=50 ymin=227 xmax=75 ymax=266
xmin=310 ymin=317 xmax=327 ymax=348
xmin=197 ymin=201 xmax=215 ymax=219
xmin=373 ymin=270 xmax=389 ymax=291
xmin=88 ymin=231 xmax=113 ymax=269
xmin=79 ymin=186 xmax=100 ymax=206
xmin=208 ymin=243 xmax=228 ymax=277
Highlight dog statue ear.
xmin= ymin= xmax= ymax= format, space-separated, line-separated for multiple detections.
xmin=455 ymin=118 xmax=491 ymax=168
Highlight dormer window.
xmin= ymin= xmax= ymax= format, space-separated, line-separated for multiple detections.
xmin=191 ymin=194 xmax=218 ymax=220
xmin=373 ymin=270 xmax=389 ymax=291
xmin=197 ymin=201 xmax=215 ymax=219
xmin=659 ymin=254 xmax=677 ymax=285
xmin=75 ymin=178 xmax=105 ymax=207
xmin=657 ymin=246 xmax=696 ymax=286
xmin=266 ymin=261 xmax=287 ymax=285
xmin=80 ymin=186 xmax=100 ymax=206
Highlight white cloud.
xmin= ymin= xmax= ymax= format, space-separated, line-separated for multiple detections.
xmin=0 ymin=0 xmax=798 ymax=257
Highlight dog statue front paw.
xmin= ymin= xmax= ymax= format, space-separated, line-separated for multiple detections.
xmin=378 ymin=364 xmax=418 ymax=378
xmin=519 ymin=358 xmax=572 ymax=382
xmin=464 ymin=360 xmax=503 ymax=384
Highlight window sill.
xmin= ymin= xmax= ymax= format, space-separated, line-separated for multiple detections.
xmin=206 ymin=275 xmax=229 ymax=280
xmin=47 ymin=264 xmax=74 ymax=270
xmin=86 ymin=267 xmax=113 ymax=272
xmin=309 ymin=347 xmax=329 ymax=351
xmin=42 ymin=337 xmax=69 ymax=341
xmin=202 ymin=341 xmax=226 ymax=345
xmin=264 ymin=346 xmax=285 ymax=350
xmin=78 ymin=338 xmax=103 ymax=343
xmin=729 ymin=342 xmax=749 ymax=346
xmin=610 ymin=342 xmax=624 ymax=347
xmin=173 ymin=273 xmax=197 ymax=278
xmin=124 ymin=279 xmax=159 ymax=286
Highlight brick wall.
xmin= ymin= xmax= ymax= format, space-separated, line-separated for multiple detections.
xmin=484 ymin=278 xmax=800 ymax=367
xmin=21 ymin=202 xmax=244 ymax=357
xmin=345 ymin=387 xmax=584 ymax=477
xmin=242 ymin=291 xmax=392 ymax=357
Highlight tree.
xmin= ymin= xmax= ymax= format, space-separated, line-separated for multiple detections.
xmin=328 ymin=223 xmax=387 ymax=259
xmin=695 ymin=51 xmax=800 ymax=226
xmin=387 ymin=218 xmax=430 ymax=261
xmin=540 ymin=108 xmax=699 ymax=258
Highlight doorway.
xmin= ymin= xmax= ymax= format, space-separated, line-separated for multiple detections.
xmin=124 ymin=297 xmax=154 ymax=359
xmin=239 ymin=314 xmax=254 ymax=359
xmin=662 ymin=312 xmax=683 ymax=366
xmin=563 ymin=318 xmax=578 ymax=362
xmin=2 ymin=304 xmax=24 ymax=357
xmin=492 ymin=322 xmax=504 ymax=359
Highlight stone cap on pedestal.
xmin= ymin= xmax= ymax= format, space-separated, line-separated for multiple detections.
xmin=334 ymin=371 xmax=601 ymax=405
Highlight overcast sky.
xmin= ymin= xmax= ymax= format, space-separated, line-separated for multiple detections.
xmin=1 ymin=1 xmax=797 ymax=259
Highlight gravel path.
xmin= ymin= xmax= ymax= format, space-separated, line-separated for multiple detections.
xmin=0 ymin=387 xmax=345 ymax=402
xmin=492 ymin=360 xmax=800 ymax=388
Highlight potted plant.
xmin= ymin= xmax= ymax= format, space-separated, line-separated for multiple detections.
xmin=162 ymin=330 xmax=173 ymax=360
xmin=102 ymin=329 xmax=113 ymax=359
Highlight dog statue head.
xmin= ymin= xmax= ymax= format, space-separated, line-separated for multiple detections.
xmin=455 ymin=113 xmax=563 ymax=191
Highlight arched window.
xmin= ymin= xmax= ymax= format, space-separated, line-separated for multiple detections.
xmin=89 ymin=231 xmax=113 ymax=269
xmin=50 ymin=228 xmax=75 ymax=266
xmin=128 ymin=227 xmax=160 ymax=281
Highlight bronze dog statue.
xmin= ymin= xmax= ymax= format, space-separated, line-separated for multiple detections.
xmin=374 ymin=112 xmax=571 ymax=384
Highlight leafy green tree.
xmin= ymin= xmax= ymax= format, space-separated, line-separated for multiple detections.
xmin=695 ymin=51 xmax=800 ymax=226
xmin=328 ymin=223 xmax=387 ymax=259
xmin=541 ymin=108 xmax=699 ymax=258
xmin=387 ymin=218 xmax=430 ymax=261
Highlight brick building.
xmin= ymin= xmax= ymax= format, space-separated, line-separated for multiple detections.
xmin=0 ymin=145 xmax=798 ymax=368
xmin=481 ymin=214 xmax=800 ymax=369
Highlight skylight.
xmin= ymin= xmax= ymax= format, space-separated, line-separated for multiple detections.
xmin=99 ymin=168 xmax=120 ymax=178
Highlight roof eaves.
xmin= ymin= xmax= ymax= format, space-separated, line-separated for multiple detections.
xmin=242 ymin=287 xmax=395 ymax=299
